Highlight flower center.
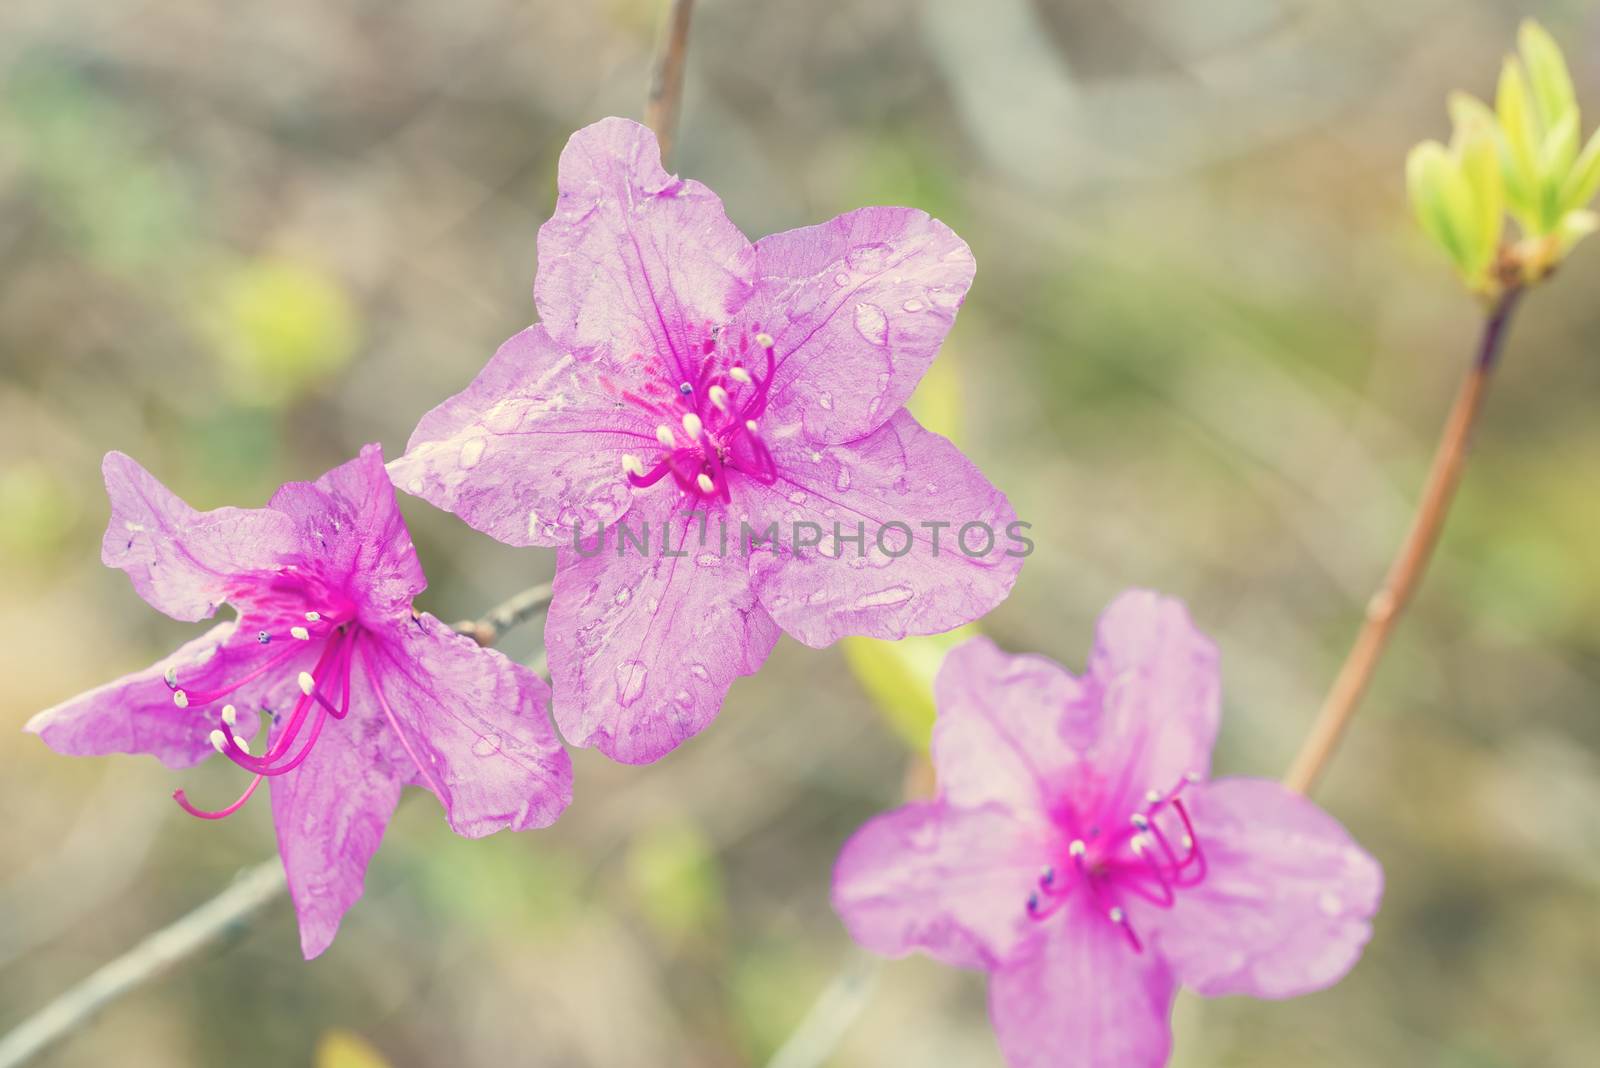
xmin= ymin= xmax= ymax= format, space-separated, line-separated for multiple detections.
xmin=166 ymin=606 xmax=444 ymax=819
xmin=1024 ymin=773 xmax=1208 ymax=953
xmin=618 ymin=324 xmax=780 ymax=502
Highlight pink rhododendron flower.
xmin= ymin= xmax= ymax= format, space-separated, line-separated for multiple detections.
xmin=831 ymin=591 xmax=1383 ymax=1068
xmin=392 ymin=117 xmax=1021 ymax=764
xmin=26 ymin=445 xmax=572 ymax=958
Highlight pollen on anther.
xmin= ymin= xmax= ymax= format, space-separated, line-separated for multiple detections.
xmin=679 ymin=382 xmax=693 ymax=396
xmin=696 ymin=473 xmax=715 ymax=494
xmin=656 ymin=425 xmax=677 ymax=449
xmin=745 ymin=420 xmax=759 ymax=434
xmin=235 ymin=736 xmax=251 ymax=756
xmin=172 ymin=690 xmax=190 ymax=708
xmin=221 ymin=704 xmax=237 ymax=727
xmin=682 ymin=412 xmax=703 ymax=440
xmin=305 ymin=611 xmax=321 ymax=622
xmin=290 ymin=626 xmax=311 ymax=641
xmin=297 ymin=671 xmax=316 ymax=696
xmin=1145 ymin=789 xmax=1162 ymax=804
xmin=1131 ymin=813 xmax=1150 ymax=831
xmin=1068 ymin=839 xmax=1087 ymax=857
xmin=209 ymin=729 xmax=228 ymax=754
xmin=755 ymin=332 xmax=775 ymax=349
xmin=622 ymin=454 xmax=646 ymax=477
xmin=709 ymin=385 xmax=729 ymax=411
xmin=257 ymin=630 xmax=271 ymax=644
xmin=164 ymin=667 xmax=178 ymax=688
xmin=1109 ymin=907 xmax=1126 ymax=923
xmin=729 ymin=366 xmax=752 ymax=384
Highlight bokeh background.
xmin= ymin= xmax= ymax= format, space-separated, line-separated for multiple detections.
xmin=4 ymin=1 xmax=1599 ymax=1065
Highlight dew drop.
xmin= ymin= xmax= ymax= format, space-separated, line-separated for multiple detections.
xmin=615 ymin=661 xmax=648 ymax=707
xmin=852 ymin=586 xmax=914 ymax=610
xmin=853 ymin=302 xmax=889 ymax=346
xmin=902 ymin=297 xmax=925 ymax=312
xmin=818 ymin=391 xmax=834 ymax=410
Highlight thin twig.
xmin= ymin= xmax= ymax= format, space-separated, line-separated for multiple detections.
xmin=1284 ymin=289 xmax=1524 ymax=794
xmin=452 ymin=581 xmax=553 ymax=647
xmin=645 ymin=0 xmax=696 ymax=166
xmin=763 ymin=954 xmax=882 ymax=1068
xmin=0 ymin=583 xmax=554 ymax=1068
xmin=0 ymin=860 xmax=285 ymax=1068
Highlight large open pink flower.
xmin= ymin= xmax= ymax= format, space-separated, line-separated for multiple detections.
xmin=26 ymin=445 xmax=572 ymax=958
xmin=831 ymin=591 xmax=1383 ymax=1068
xmin=392 ymin=117 xmax=1021 ymax=764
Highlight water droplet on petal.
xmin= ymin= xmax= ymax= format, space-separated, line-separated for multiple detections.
xmin=852 ymin=586 xmax=914 ymax=611
xmin=853 ymin=302 xmax=889 ymax=346
xmin=818 ymin=392 xmax=834 ymax=410
xmin=902 ymin=297 xmax=925 ymax=312
xmin=458 ymin=437 xmax=487 ymax=468
xmin=615 ymin=661 xmax=648 ymax=707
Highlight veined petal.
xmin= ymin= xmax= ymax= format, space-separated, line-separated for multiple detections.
xmin=546 ymin=505 xmax=779 ymax=763
xmin=536 ymin=117 xmax=755 ymax=383
xmin=744 ymin=409 xmax=1020 ymax=648
xmin=832 ymin=801 xmax=1048 ymax=970
xmin=748 ymin=207 xmax=975 ymax=444
xmin=101 ymin=451 xmax=297 ymax=622
xmin=931 ymin=637 xmax=1094 ymax=816
xmin=25 ymin=620 xmax=271 ymax=769
xmin=390 ymin=325 xmax=651 ymax=547
xmin=269 ymin=727 xmax=404 ymax=960
xmin=1137 ymin=777 xmax=1383 ymax=999
xmin=1083 ymin=591 xmax=1220 ymax=820
xmin=989 ymin=899 xmax=1177 ymax=1068
xmin=267 ymin=445 xmax=426 ymax=625
xmin=358 ymin=615 xmax=572 ymax=837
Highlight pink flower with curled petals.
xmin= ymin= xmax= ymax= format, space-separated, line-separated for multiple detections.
xmin=832 ymin=591 xmax=1383 ymax=1068
xmin=391 ymin=117 xmax=1021 ymax=765
xmin=26 ymin=445 xmax=572 ymax=958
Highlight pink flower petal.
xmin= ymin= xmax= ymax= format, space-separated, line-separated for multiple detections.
xmin=931 ymin=636 xmax=1097 ymax=816
xmin=746 ymin=206 xmax=975 ymax=444
xmin=1084 ymin=590 xmax=1220 ymax=820
xmin=25 ymin=620 xmax=273 ymax=768
xmin=744 ymin=410 xmax=1020 ymax=648
xmin=536 ymin=117 xmax=755 ymax=383
xmin=269 ymin=728 xmax=404 ymax=960
xmin=358 ymin=614 xmax=572 ymax=837
xmin=545 ymin=507 xmax=780 ymax=763
xmin=832 ymin=801 xmax=1048 ymax=970
xmin=266 ymin=444 xmax=425 ymax=624
xmin=390 ymin=325 xmax=652 ymax=547
xmin=989 ymin=900 xmax=1177 ymax=1068
xmin=1137 ymin=777 xmax=1383 ymax=999
xmin=101 ymin=451 xmax=298 ymax=622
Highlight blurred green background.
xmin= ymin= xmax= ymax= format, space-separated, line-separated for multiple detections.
xmin=3 ymin=1 xmax=1599 ymax=1065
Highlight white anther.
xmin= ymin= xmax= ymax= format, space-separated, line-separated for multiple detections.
xmin=290 ymin=626 xmax=311 ymax=641
xmin=1145 ymin=789 xmax=1162 ymax=804
xmin=164 ymin=667 xmax=178 ymax=687
xmin=221 ymin=704 xmax=237 ymax=727
xmin=729 ymin=366 xmax=752 ymax=384
xmin=209 ymin=729 xmax=228 ymax=754
xmin=1109 ymin=907 xmax=1126 ymax=923
xmin=1184 ymin=771 xmax=1202 ymax=783
xmin=745 ymin=420 xmax=760 ymax=434
xmin=1130 ymin=813 xmax=1150 ymax=831
xmin=656 ymin=425 xmax=677 ymax=449
xmin=696 ymin=473 xmax=715 ymax=494
xmin=305 ymin=611 xmax=321 ymax=622
xmin=235 ymin=736 xmax=251 ymax=755
xmin=1181 ymin=836 xmax=1194 ymax=850
xmin=622 ymin=454 xmax=646 ymax=477
xmin=172 ymin=690 xmax=190 ymax=709
xmin=1068 ymin=839 xmax=1087 ymax=858
xmin=709 ymin=385 xmax=729 ymax=411
xmin=755 ymin=332 xmax=774 ymax=349
xmin=682 ymin=412 xmax=703 ymax=440
xmin=1130 ymin=836 xmax=1146 ymax=855
xmin=297 ymin=671 xmax=316 ymax=696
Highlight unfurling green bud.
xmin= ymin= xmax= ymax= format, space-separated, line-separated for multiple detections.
xmin=1410 ymin=20 xmax=1599 ymax=293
